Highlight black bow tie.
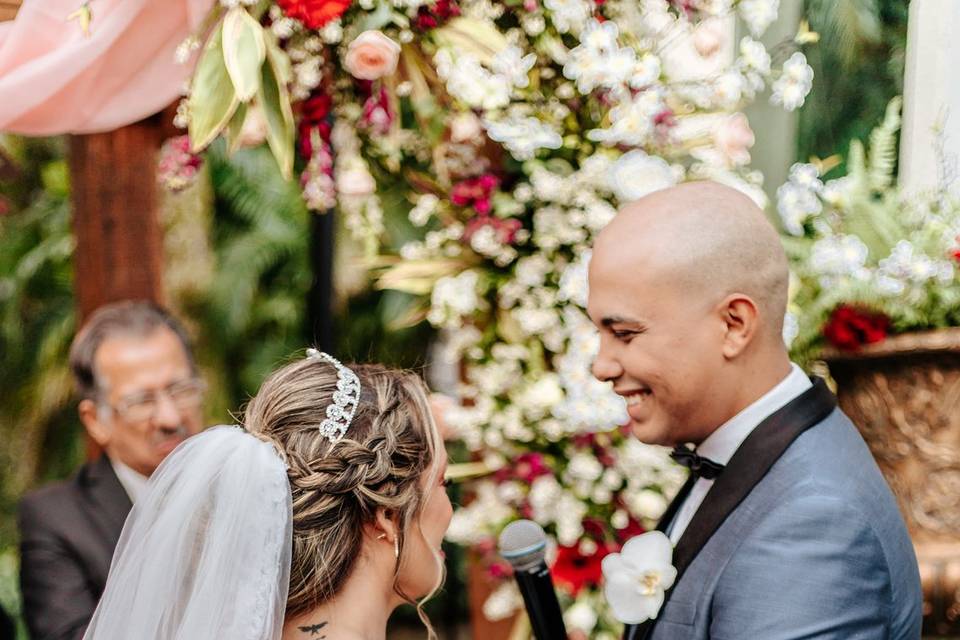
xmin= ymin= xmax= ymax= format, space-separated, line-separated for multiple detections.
xmin=670 ymin=446 xmax=725 ymax=480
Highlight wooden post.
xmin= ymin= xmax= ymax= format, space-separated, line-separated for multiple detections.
xmin=68 ymin=114 xmax=168 ymax=322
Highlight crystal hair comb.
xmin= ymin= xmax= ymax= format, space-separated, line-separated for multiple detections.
xmin=305 ymin=348 xmax=361 ymax=443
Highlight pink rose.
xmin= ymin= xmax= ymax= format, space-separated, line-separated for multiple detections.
xmin=344 ymin=30 xmax=401 ymax=81
xmin=692 ymin=19 xmax=725 ymax=58
xmin=713 ymin=113 xmax=755 ymax=167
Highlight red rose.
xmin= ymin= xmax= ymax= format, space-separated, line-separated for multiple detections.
xmin=822 ymin=305 xmax=890 ymax=351
xmin=277 ymin=0 xmax=352 ymax=30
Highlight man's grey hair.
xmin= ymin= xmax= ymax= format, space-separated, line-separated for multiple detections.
xmin=69 ymin=300 xmax=196 ymax=401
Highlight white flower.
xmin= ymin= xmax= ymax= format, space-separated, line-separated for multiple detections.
xmin=563 ymin=20 xmax=636 ymax=92
xmin=776 ymin=182 xmax=822 ymax=235
xmin=493 ymin=45 xmax=538 ymax=88
xmin=320 ymin=20 xmax=343 ymax=44
xmin=879 ymin=240 xmax=941 ymax=283
xmin=428 ymin=270 xmax=485 ymax=328
xmin=565 ymin=600 xmax=599 ymax=633
xmin=738 ymin=37 xmax=770 ymax=92
xmin=409 ymin=193 xmax=439 ymax=226
xmin=788 ymin=162 xmax=823 ymax=192
xmin=822 ymin=177 xmax=853 ymax=207
xmin=626 ymin=488 xmax=668 ymax=520
xmin=771 ymin=52 xmax=814 ymax=111
xmin=485 ymin=116 xmax=563 ymax=160
xmin=567 ymin=452 xmax=604 ymax=481
xmin=629 ymin=53 xmax=662 ymax=89
xmin=438 ymin=52 xmax=512 ymax=110
xmin=602 ymin=531 xmax=677 ymax=624
xmin=545 ymin=0 xmax=592 ymax=33
xmin=558 ymin=250 xmax=591 ymax=307
xmin=515 ymin=373 xmax=565 ymax=419
xmin=588 ymin=90 xmax=665 ymax=146
xmin=713 ymin=70 xmax=745 ymax=109
xmin=810 ymin=235 xmax=869 ymax=277
xmin=609 ymin=150 xmax=676 ymax=203
xmin=449 ymin=112 xmax=484 ymax=143
xmin=738 ymin=0 xmax=779 ymax=37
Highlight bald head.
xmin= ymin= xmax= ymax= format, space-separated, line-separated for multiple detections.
xmin=594 ymin=180 xmax=789 ymax=340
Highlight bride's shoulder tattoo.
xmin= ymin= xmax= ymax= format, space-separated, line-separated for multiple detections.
xmin=298 ymin=621 xmax=328 ymax=637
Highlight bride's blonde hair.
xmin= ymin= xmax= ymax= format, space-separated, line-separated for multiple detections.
xmin=243 ymin=357 xmax=445 ymax=636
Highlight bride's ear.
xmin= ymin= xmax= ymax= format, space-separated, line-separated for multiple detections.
xmin=371 ymin=507 xmax=399 ymax=544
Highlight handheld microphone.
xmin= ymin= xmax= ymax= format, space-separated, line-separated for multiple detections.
xmin=498 ymin=519 xmax=568 ymax=640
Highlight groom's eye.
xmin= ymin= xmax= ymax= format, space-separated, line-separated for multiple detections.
xmin=612 ymin=329 xmax=636 ymax=341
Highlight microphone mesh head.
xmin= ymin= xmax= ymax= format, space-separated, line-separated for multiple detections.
xmin=498 ymin=519 xmax=547 ymax=571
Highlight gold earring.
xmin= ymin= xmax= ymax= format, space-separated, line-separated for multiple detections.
xmin=394 ymin=538 xmax=399 ymax=560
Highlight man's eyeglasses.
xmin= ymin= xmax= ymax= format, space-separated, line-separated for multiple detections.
xmin=107 ymin=378 xmax=206 ymax=422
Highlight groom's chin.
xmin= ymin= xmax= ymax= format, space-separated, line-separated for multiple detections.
xmin=627 ymin=419 xmax=673 ymax=447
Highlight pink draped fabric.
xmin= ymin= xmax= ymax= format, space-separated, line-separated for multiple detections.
xmin=0 ymin=0 xmax=214 ymax=135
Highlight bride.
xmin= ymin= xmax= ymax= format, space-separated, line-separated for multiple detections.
xmin=84 ymin=350 xmax=453 ymax=640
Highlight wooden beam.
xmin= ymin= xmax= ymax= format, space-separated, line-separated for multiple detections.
xmin=68 ymin=114 xmax=167 ymax=322
xmin=0 ymin=0 xmax=21 ymax=22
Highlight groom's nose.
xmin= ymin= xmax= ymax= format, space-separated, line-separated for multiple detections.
xmin=592 ymin=346 xmax=623 ymax=383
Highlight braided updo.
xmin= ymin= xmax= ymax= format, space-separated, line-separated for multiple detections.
xmin=242 ymin=356 xmax=445 ymax=626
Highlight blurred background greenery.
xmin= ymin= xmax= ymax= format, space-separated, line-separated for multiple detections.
xmin=0 ymin=0 xmax=910 ymax=635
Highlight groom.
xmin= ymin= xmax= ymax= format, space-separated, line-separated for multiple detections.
xmin=588 ymin=181 xmax=922 ymax=639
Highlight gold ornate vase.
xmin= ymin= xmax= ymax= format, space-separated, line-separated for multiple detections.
xmin=824 ymin=329 xmax=960 ymax=636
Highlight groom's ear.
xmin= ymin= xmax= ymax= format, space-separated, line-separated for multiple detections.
xmin=718 ymin=293 xmax=758 ymax=359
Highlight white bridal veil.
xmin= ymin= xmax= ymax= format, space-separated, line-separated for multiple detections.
xmin=84 ymin=426 xmax=293 ymax=640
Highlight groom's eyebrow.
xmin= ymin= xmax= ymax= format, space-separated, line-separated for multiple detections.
xmin=601 ymin=315 xmax=643 ymax=327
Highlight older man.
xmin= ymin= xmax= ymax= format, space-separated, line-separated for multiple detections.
xmin=18 ymin=301 xmax=205 ymax=640
xmin=588 ymin=182 xmax=922 ymax=639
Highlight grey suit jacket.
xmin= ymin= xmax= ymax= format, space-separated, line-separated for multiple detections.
xmin=18 ymin=456 xmax=132 ymax=640
xmin=638 ymin=380 xmax=922 ymax=639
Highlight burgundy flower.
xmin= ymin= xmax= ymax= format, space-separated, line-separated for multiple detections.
xmin=451 ymin=174 xmax=499 ymax=214
xmin=413 ymin=0 xmax=461 ymax=31
xmin=277 ymin=0 xmax=352 ymax=29
xmin=360 ymin=85 xmax=393 ymax=135
xmin=822 ymin=305 xmax=891 ymax=351
xmin=298 ymin=93 xmax=333 ymax=159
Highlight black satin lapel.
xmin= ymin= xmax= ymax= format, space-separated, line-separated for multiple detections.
xmin=656 ymin=474 xmax=696 ymax=533
xmin=670 ymin=378 xmax=836 ymax=580
xmin=82 ymin=456 xmax=133 ymax=543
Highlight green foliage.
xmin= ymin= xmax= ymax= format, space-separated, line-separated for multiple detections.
xmin=0 ymin=136 xmax=83 ymax=631
xmin=199 ymin=141 xmax=313 ymax=398
xmin=798 ymin=0 xmax=909 ymax=175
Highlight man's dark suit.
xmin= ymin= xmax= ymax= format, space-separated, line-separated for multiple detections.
xmin=18 ymin=456 xmax=132 ymax=640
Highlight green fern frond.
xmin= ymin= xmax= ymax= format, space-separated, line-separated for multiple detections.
xmin=867 ymin=96 xmax=902 ymax=190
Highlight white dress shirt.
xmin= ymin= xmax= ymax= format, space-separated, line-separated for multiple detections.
xmin=109 ymin=457 xmax=149 ymax=504
xmin=667 ymin=364 xmax=812 ymax=544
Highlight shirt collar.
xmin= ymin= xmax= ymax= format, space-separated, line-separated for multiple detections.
xmin=696 ymin=364 xmax=813 ymax=465
xmin=109 ymin=456 xmax=150 ymax=503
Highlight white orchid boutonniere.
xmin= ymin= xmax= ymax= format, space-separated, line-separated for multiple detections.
xmin=601 ymin=531 xmax=677 ymax=624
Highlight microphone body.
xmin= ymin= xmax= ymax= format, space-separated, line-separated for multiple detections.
xmin=498 ymin=520 xmax=568 ymax=640
xmin=512 ymin=559 xmax=567 ymax=639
